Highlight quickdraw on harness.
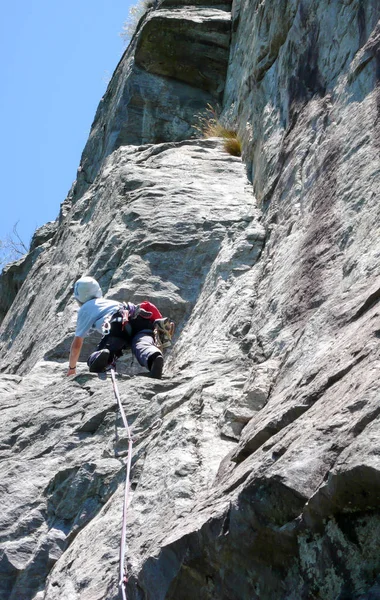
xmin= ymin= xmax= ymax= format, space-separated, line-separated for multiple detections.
xmin=102 ymin=302 xmax=175 ymax=354
xmin=102 ymin=303 xmax=131 ymax=336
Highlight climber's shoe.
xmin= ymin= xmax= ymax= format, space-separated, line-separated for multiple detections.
xmin=88 ymin=349 xmax=111 ymax=373
xmin=150 ymin=354 xmax=163 ymax=379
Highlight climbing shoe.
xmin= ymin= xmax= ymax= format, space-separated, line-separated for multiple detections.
xmin=150 ymin=354 xmax=163 ymax=379
xmin=88 ymin=349 xmax=111 ymax=373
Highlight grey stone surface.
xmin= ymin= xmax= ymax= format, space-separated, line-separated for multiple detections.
xmin=0 ymin=138 xmax=261 ymax=600
xmin=29 ymin=221 xmax=57 ymax=253
xmin=72 ymin=4 xmax=232 ymax=202
xmin=135 ymin=8 xmax=231 ymax=96
xmin=159 ymin=0 xmax=231 ymax=8
xmin=0 ymin=138 xmax=256 ymax=376
xmin=0 ymin=3 xmax=232 ymax=326
xmin=0 ymin=0 xmax=380 ymax=598
xmin=0 ymin=223 xmax=57 ymax=326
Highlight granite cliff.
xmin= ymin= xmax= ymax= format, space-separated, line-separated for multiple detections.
xmin=0 ymin=1 xmax=379 ymax=599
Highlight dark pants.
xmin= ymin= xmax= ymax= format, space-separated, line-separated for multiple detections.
xmin=92 ymin=321 xmax=162 ymax=370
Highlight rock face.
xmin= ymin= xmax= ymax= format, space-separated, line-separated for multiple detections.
xmin=1 ymin=1 xmax=380 ymax=599
xmin=74 ymin=2 xmax=232 ymax=200
xmin=0 ymin=139 xmax=255 ymax=376
xmin=134 ymin=8 xmax=231 ymax=96
xmin=0 ymin=139 xmax=261 ymax=600
xmin=0 ymin=222 xmax=57 ymax=324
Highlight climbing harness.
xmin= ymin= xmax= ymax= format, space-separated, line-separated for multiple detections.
xmin=102 ymin=304 xmax=130 ymax=336
xmin=101 ymin=304 xmax=175 ymax=363
xmin=110 ymin=367 xmax=133 ymax=600
xmin=101 ymin=303 xmax=156 ymax=338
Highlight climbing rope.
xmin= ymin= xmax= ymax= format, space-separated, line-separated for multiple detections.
xmin=110 ymin=367 xmax=133 ymax=600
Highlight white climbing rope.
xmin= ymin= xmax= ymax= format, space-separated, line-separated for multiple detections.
xmin=110 ymin=367 xmax=133 ymax=600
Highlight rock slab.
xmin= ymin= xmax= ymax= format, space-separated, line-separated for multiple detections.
xmin=0 ymin=0 xmax=380 ymax=599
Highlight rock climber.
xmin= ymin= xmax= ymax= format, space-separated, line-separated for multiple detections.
xmin=67 ymin=276 xmax=165 ymax=378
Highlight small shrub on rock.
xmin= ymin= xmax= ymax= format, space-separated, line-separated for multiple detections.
xmin=223 ymin=136 xmax=242 ymax=157
xmin=193 ymin=104 xmax=242 ymax=157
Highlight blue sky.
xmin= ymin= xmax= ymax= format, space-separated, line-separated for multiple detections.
xmin=0 ymin=1 xmax=135 ymax=249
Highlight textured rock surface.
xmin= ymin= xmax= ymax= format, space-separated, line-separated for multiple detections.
xmin=0 ymin=139 xmax=261 ymax=600
xmin=134 ymin=8 xmax=231 ymax=96
xmin=0 ymin=0 xmax=380 ymax=599
xmin=159 ymin=0 xmax=231 ymax=7
xmin=0 ymin=138 xmax=256 ymax=376
xmin=73 ymin=4 xmax=231 ymax=200
xmin=0 ymin=222 xmax=57 ymax=325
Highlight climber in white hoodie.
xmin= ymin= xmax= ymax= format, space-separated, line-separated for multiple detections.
xmin=67 ymin=276 xmax=165 ymax=378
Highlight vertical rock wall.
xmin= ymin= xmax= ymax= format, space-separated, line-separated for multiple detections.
xmin=0 ymin=0 xmax=232 ymax=320
xmin=74 ymin=2 xmax=232 ymax=200
xmin=0 ymin=1 xmax=379 ymax=599
xmin=154 ymin=1 xmax=380 ymax=598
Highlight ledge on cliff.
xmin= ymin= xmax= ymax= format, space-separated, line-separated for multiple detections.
xmin=135 ymin=8 xmax=231 ymax=96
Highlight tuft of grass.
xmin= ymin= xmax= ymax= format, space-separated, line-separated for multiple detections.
xmin=120 ymin=0 xmax=155 ymax=43
xmin=223 ymin=136 xmax=242 ymax=157
xmin=193 ymin=104 xmax=242 ymax=157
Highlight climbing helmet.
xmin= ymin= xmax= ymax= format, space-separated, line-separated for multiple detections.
xmin=73 ymin=276 xmax=102 ymax=304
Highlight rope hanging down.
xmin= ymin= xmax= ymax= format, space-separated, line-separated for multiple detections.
xmin=110 ymin=367 xmax=133 ymax=600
